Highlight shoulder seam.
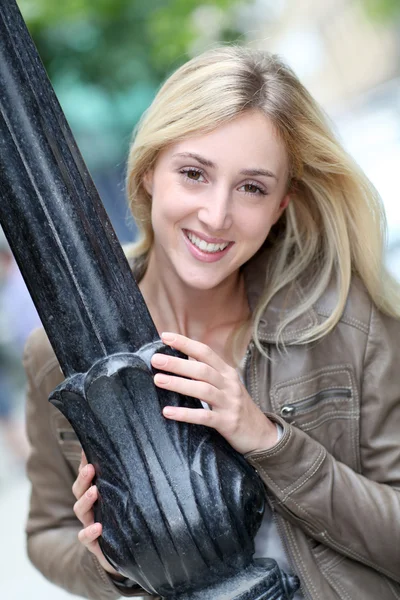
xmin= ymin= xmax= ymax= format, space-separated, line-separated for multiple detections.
xmin=315 ymin=305 xmax=369 ymax=334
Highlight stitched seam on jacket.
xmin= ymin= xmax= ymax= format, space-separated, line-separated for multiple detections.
xmin=323 ymin=531 xmax=399 ymax=582
xmin=315 ymin=307 xmax=369 ymax=334
xmin=283 ymin=496 xmax=326 ymax=534
xmin=273 ymin=479 xmax=400 ymax=582
xmin=252 ymin=349 xmax=260 ymax=408
xmin=274 ymin=501 xmax=317 ymax=539
xmin=359 ymin=298 xmax=373 ymax=477
xmin=274 ymin=366 xmax=352 ymax=388
xmin=93 ymin=555 xmax=115 ymax=589
xmin=271 ymin=366 xmax=352 ymax=401
xmin=322 ymin=569 xmax=352 ymax=600
xmin=277 ymin=385 xmax=352 ymax=406
xmin=282 ymin=448 xmax=326 ymax=500
xmin=283 ymin=519 xmax=320 ymax=600
xmin=270 ymin=365 xmax=359 ymax=472
xmin=253 ymin=445 xmax=326 ymax=497
xmin=294 ymin=282 xmax=317 ymax=330
xmin=386 ymin=578 xmax=400 ymax=599
xmin=261 ymin=322 xmax=314 ymax=341
xmin=300 ymin=412 xmax=357 ymax=430
xmin=252 ymin=426 xmax=294 ymax=461
xmin=261 ymin=283 xmax=317 ymax=338
xmin=349 ymin=367 xmax=361 ymax=473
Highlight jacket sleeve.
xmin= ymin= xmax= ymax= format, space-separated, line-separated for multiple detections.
xmin=245 ymin=303 xmax=400 ymax=583
xmin=24 ymin=329 xmax=153 ymax=599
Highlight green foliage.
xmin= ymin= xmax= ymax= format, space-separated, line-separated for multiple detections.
xmin=18 ymin=0 xmax=244 ymax=89
xmin=149 ymin=0 xmax=242 ymax=72
xmin=360 ymin=0 xmax=400 ymax=22
xmin=16 ymin=0 xmax=245 ymax=166
xmin=18 ymin=0 xmax=163 ymax=90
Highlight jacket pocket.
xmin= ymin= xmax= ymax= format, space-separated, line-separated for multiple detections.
xmin=271 ymin=365 xmax=360 ymax=471
xmin=279 ymin=387 xmax=352 ymax=420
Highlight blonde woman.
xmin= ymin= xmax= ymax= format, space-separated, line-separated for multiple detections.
xmin=25 ymin=46 xmax=400 ymax=599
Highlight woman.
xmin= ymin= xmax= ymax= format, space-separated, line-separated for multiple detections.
xmin=25 ymin=46 xmax=400 ymax=599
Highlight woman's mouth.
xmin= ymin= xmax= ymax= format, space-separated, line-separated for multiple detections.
xmin=182 ymin=229 xmax=233 ymax=262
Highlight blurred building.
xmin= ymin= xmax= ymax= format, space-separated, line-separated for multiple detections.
xmin=241 ymin=0 xmax=400 ymax=278
xmin=247 ymin=0 xmax=399 ymax=110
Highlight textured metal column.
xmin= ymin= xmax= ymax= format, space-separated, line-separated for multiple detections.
xmin=0 ymin=2 xmax=158 ymax=377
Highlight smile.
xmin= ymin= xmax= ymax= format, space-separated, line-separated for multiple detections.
xmin=184 ymin=230 xmax=230 ymax=254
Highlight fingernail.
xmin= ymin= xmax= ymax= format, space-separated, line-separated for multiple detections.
xmin=161 ymin=332 xmax=176 ymax=343
xmin=90 ymin=524 xmax=99 ymax=536
xmin=155 ymin=373 xmax=170 ymax=384
xmin=151 ymin=354 xmax=168 ymax=367
xmin=163 ymin=407 xmax=174 ymax=416
xmin=82 ymin=465 xmax=88 ymax=477
xmin=86 ymin=486 xmax=93 ymax=498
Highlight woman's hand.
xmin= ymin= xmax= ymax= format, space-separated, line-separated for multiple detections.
xmin=151 ymin=332 xmax=278 ymax=455
xmin=72 ymin=452 xmax=122 ymax=578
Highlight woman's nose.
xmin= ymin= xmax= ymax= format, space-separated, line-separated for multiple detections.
xmin=197 ymin=190 xmax=233 ymax=232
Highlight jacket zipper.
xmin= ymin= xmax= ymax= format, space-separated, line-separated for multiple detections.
xmin=274 ymin=512 xmax=312 ymax=600
xmin=242 ymin=340 xmax=256 ymax=403
xmin=280 ymin=387 xmax=351 ymax=419
xmin=245 ymin=341 xmax=310 ymax=598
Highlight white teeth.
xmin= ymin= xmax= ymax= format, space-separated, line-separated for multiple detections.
xmin=186 ymin=231 xmax=229 ymax=253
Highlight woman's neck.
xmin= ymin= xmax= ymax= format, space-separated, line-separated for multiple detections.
xmin=138 ymin=253 xmax=251 ymax=362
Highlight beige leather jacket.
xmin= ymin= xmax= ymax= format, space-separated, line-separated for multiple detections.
xmin=25 ymin=258 xmax=400 ymax=599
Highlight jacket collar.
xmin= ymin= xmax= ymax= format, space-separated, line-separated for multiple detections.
xmin=243 ymin=249 xmax=319 ymax=344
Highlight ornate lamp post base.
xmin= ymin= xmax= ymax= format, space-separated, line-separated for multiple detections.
xmin=50 ymin=349 xmax=299 ymax=599
xmin=172 ymin=559 xmax=299 ymax=600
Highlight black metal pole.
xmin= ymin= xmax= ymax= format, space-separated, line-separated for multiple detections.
xmin=0 ymin=1 xmax=157 ymax=377
xmin=0 ymin=2 xmax=299 ymax=598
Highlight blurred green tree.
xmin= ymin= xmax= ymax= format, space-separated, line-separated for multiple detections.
xmin=360 ymin=0 xmax=400 ymax=22
xmin=17 ymin=0 xmax=246 ymax=167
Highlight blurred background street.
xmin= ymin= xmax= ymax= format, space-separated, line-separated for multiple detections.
xmin=1 ymin=0 xmax=400 ymax=597
xmin=0 ymin=457 xmax=72 ymax=599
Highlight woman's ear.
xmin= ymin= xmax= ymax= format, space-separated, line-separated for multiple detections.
xmin=273 ymin=193 xmax=291 ymax=224
xmin=143 ymin=170 xmax=153 ymax=196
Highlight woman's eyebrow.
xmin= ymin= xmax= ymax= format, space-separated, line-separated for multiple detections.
xmin=240 ymin=168 xmax=277 ymax=180
xmin=172 ymin=152 xmax=278 ymax=181
xmin=172 ymin=152 xmax=215 ymax=168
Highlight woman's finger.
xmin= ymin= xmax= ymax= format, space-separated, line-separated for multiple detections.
xmin=154 ymin=373 xmax=221 ymax=406
xmin=161 ymin=332 xmax=233 ymax=375
xmin=78 ymin=523 xmax=102 ymax=551
xmin=151 ymin=353 xmax=224 ymax=388
xmin=72 ymin=462 xmax=95 ymax=500
xmin=78 ymin=450 xmax=88 ymax=473
xmin=78 ymin=523 xmax=121 ymax=576
xmin=163 ymin=405 xmax=217 ymax=428
xmin=73 ymin=485 xmax=98 ymax=528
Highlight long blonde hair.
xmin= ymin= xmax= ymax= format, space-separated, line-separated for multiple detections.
xmin=126 ymin=45 xmax=400 ymax=348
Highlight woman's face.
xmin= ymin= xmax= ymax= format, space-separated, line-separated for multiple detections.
xmin=144 ymin=110 xmax=290 ymax=292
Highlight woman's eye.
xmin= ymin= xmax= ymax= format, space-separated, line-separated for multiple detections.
xmin=180 ymin=168 xmax=204 ymax=182
xmin=240 ymin=183 xmax=266 ymax=195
